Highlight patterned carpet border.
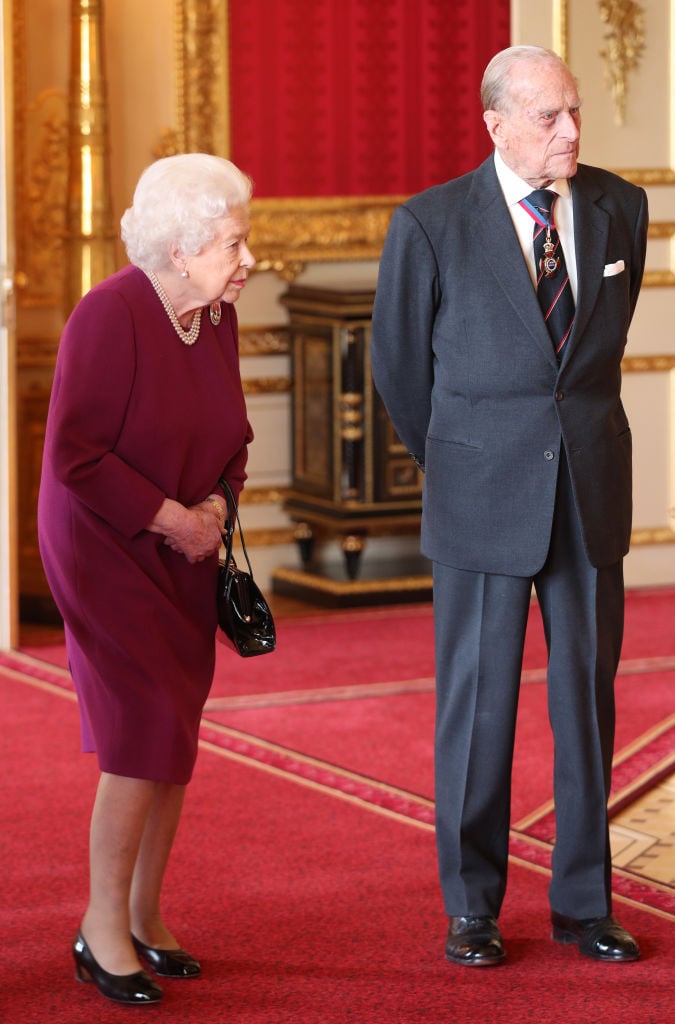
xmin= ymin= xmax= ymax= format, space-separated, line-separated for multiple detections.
xmin=3 ymin=647 xmax=673 ymax=919
xmin=198 ymin=721 xmax=436 ymax=828
xmin=514 ymin=717 xmax=675 ymax=837
xmin=196 ymin=717 xmax=675 ymax=920
xmin=0 ymin=649 xmax=73 ymax=686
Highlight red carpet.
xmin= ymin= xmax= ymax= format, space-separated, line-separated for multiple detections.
xmin=21 ymin=583 xmax=675 ymax=695
xmin=2 ymin=586 xmax=674 ymax=1022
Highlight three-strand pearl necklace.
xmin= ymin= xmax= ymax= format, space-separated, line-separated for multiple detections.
xmin=148 ymin=271 xmax=202 ymax=346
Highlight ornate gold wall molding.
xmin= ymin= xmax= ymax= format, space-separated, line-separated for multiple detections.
xmin=174 ymin=0 xmax=675 ymax=276
xmin=175 ymin=0 xmax=229 ymax=156
xmin=16 ymin=334 xmax=60 ymax=367
xmin=597 ymin=0 xmax=646 ymax=126
xmin=645 ymin=222 xmax=675 ymax=239
xmin=622 ymin=355 xmax=675 ymax=372
xmin=248 ymin=213 xmax=675 ymax=285
xmin=242 ymin=376 xmax=291 ymax=396
xmin=250 ymin=195 xmax=405 ymax=277
xmin=13 ymin=0 xmax=68 ymax=309
xmin=239 ymin=487 xmax=289 ymax=506
xmin=622 ymin=353 xmax=675 ymax=541
xmin=643 ymin=271 xmax=675 ymax=287
xmin=238 ymin=325 xmax=290 ymax=357
xmin=174 ymin=0 xmax=402 ymax=274
xmin=565 ymin=0 xmax=674 ymax=182
xmin=631 ymin=527 xmax=675 ymax=546
xmin=618 ymin=169 xmax=675 ymax=186
xmin=642 ymin=222 xmax=675 ymax=288
xmin=17 ymin=90 xmax=68 ymax=307
xmin=553 ymin=0 xmax=569 ymax=61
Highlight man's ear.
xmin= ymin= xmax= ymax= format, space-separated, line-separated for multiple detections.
xmin=483 ymin=109 xmax=504 ymax=147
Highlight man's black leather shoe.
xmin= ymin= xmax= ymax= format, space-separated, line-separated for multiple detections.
xmin=445 ymin=915 xmax=506 ymax=967
xmin=551 ymin=912 xmax=640 ymax=962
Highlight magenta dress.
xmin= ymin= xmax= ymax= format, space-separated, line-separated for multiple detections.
xmin=38 ymin=266 xmax=252 ymax=784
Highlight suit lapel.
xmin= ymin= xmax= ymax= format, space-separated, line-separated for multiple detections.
xmin=560 ymin=172 xmax=610 ymax=364
xmin=470 ymin=160 xmax=559 ymax=368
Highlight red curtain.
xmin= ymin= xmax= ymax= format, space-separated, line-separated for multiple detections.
xmin=228 ymin=0 xmax=510 ymax=197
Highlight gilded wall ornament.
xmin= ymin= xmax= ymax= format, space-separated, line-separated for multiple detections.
xmin=598 ymin=0 xmax=646 ymax=125
xmin=20 ymin=92 xmax=69 ymax=307
xmin=175 ymin=0 xmax=229 ymax=156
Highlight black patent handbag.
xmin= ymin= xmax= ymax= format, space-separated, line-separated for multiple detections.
xmin=216 ymin=479 xmax=276 ymax=657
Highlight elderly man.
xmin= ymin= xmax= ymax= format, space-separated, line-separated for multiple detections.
xmin=371 ymin=45 xmax=648 ymax=966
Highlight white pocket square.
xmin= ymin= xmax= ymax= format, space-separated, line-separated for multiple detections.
xmin=603 ymin=260 xmax=625 ymax=277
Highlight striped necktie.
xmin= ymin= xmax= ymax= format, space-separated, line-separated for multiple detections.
xmin=520 ymin=189 xmax=575 ymax=359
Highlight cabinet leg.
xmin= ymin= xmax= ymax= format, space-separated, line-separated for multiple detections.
xmin=294 ymin=522 xmax=315 ymax=567
xmin=341 ymin=534 xmax=365 ymax=580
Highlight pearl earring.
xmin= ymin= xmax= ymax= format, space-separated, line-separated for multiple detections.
xmin=181 ymin=268 xmax=189 ymax=279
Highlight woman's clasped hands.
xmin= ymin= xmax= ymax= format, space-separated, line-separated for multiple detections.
xmin=147 ymin=497 xmax=225 ymax=563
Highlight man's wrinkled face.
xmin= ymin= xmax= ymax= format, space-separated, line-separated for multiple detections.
xmin=484 ymin=59 xmax=582 ymax=187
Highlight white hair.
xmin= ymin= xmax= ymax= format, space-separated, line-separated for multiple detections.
xmin=481 ymin=45 xmax=570 ymax=113
xmin=121 ymin=153 xmax=253 ymax=271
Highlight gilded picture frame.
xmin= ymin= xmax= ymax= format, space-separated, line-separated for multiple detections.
xmin=175 ymin=0 xmax=675 ymax=283
xmin=174 ymin=0 xmax=405 ymax=277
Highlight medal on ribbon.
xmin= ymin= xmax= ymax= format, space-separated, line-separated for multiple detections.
xmin=541 ymin=230 xmax=560 ymax=277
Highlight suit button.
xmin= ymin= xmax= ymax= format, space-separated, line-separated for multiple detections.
xmin=544 ymin=450 xmax=555 ymax=461
xmin=555 ymin=390 xmax=564 ymax=401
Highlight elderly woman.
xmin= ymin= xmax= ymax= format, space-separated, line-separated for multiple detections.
xmin=38 ymin=154 xmax=255 ymax=1005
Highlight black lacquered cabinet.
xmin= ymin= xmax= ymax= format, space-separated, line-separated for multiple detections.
xmin=273 ymin=284 xmax=430 ymax=605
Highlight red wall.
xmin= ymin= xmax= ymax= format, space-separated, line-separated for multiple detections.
xmin=229 ymin=0 xmax=511 ymax=197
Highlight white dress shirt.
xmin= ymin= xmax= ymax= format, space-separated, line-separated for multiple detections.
xmin=493 ymin=148 xmax=578 ymax=304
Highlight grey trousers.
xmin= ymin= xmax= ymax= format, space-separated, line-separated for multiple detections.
xmin=432 ymin=453 xmax=624 ymax=918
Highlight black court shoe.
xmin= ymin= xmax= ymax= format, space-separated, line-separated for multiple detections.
xmin=73 ymin=931 xmax=163 ymax=1004
xmin=132 ymin=934 xmax=201 ymax=978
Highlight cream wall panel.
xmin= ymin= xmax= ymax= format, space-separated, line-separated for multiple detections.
xmin=569 ymin=1 xmax=671 ymax=168
xmin=644 ymin=187 xmax=675 ymax=218
xmin=642 ymin=237 xmax=671 ymax=275
xmin=625 ymin=544 xmax=675 ymax=585
xmin=510 ymin=0 xmax=558 ymax=49
xmin=104 ymin=0 xmax=176 ymax=264
xmin=235 ymin=261 xmax=380 ymax=329
xmin=241 ymin=393 xmax=291 ymax=487
xmin=236 ymin=271 xmax=288 ymax=325
xmin=239 ymin=354 xmax=288 ymax=379
xmin=630 ymin=291 xmax=675 ymax=354
xmin=624 ymin=374 xmax=672 ymax=522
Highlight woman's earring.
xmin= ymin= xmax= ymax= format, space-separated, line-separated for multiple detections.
xmin=181 ymin=267 xmax=189 ymax=279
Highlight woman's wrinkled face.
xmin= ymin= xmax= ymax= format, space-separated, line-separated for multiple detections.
xmin=186 ymin=207 xmax=255 ymax=304
xmin=484 ymin=59 xmax=582 ymax=188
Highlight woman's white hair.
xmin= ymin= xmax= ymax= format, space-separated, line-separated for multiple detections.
xmin=121 ymin=153 xmax=253 ymax=271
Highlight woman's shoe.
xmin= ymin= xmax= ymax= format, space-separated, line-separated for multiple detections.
xmin=73 ymin=932 xmax=163 ymax=1004
xmin=132 ymin=934 xmax=201 ymax=977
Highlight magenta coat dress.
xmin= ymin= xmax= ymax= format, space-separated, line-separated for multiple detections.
xmin=38 ymin=265 xmax=252 ymax=784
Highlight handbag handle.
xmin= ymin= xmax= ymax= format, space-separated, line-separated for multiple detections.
xmin=218 ymin=478 xmax=256 ymax=579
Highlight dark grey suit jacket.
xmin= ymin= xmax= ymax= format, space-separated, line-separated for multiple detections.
xmin=370 ymin=156 xmax=648 ymax=575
